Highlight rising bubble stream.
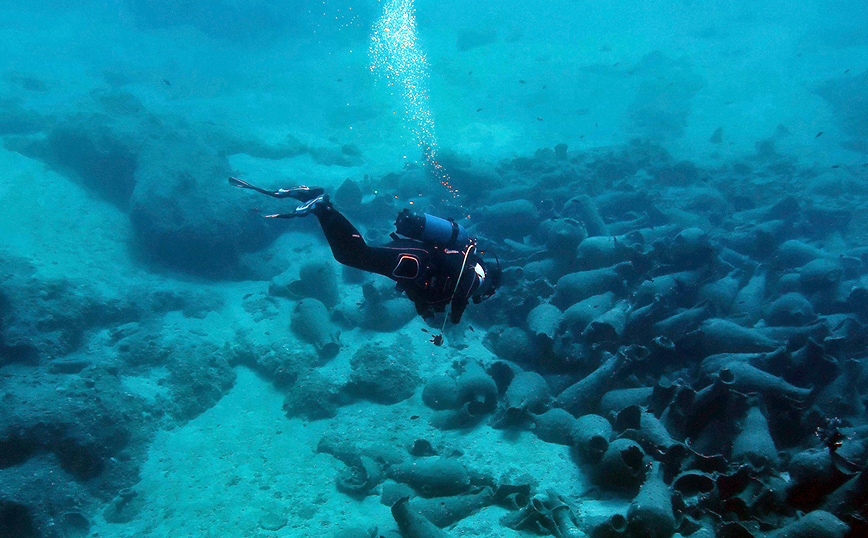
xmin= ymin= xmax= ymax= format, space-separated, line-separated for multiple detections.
xmin=370 ymin=0 xmax=457 ymax=197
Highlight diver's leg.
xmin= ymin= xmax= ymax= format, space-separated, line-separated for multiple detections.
xmin=314 ymin=203 xmax=428 ymax=278
xmin=313 ymin=200 xmax=390 ymax=273
xmin=314 ymin=202 xmax=374 ymax=269
xmin=263 ymin=195 xmax=328 ymax=218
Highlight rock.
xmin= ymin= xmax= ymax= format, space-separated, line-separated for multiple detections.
xmin=0 ymin=456 xmax=91 ymax=538
xmin=0 ymin=252 xmax=142 ymax=363
xmin=283 ymin=370 xmax=345 ymax=420
xmin=347 ymin=339 xmax=419 ymax=404
xmin=165 ymin=340 xmax=236 ymax=422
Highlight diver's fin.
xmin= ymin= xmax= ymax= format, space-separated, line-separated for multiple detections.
xmin=229 ymin=177 xmax=324 ymax=201
xmin=229 ymin=177 xmax=278 ymax=197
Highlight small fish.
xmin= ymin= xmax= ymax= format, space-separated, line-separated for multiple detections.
xmin=519 ymin=79 xmax=526 ymax=84
xmin=410 ymin=415 xmax=420 ymax=420
xmin=815 ymin=131 xmax=824 ymax=138
xmin=420 ymin=328 xmax=430 ymax=333
xmin=468 ymin=326 xmax=475 ymax=332
xmin=541 ymin=85 xmax=547 ymax=89
xmin=162 ymin=79 xmax=171 ymax=86
xmin=845 ymin=69 xmax=851 ymax=73
xmin=243 ymin=293 xmax=253 ymax=300
xmin=537 ymin=117 xmax=543 ymax=121
xmin=580 ymin=135 xmax=585 ymax=139
xmin=337 ymin=78 xmax=343 ymax=82
xmin=468 ymin=70 xmax=473 ymax=75
xmin=476 ymin=108 xmax=482 ymax=112
xmin=832 ymin=164 xmax=841 ymax=168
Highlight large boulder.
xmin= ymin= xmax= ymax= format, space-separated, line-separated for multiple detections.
xmin=129 ymin=142 xmax=282 ymax=277
xmin=0 ymin=364 xmax=161 ymax=538
xmin=4 ymin=115 xmax=139 ymax=209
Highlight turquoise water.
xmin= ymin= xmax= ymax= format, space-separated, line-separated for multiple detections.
xmin=1 ymin=1 xmax=867 ymax=537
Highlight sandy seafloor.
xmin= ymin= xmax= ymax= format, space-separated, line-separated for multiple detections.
xmin=96 ymin=365 xmax=605 ymax=538
xmin=2 ymin=1 xmax=868 ymax=537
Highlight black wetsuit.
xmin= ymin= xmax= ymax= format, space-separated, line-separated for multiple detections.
xmin=315 ymin=203 xmax=484 ymax=323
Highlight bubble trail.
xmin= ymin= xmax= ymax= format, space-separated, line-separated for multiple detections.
xmin=369 ymin=0 xmax=457 ymax=197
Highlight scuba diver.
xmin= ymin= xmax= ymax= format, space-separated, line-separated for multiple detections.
xmin=229 ymin=178 xmax=501 ymax=342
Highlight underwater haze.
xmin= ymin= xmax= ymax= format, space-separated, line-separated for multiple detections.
xmin=1 ymin=0 xmax=868 ymax=537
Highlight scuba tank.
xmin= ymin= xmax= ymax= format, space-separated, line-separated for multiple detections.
xmin=394 ymin=209 xmax=470 ymax=249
